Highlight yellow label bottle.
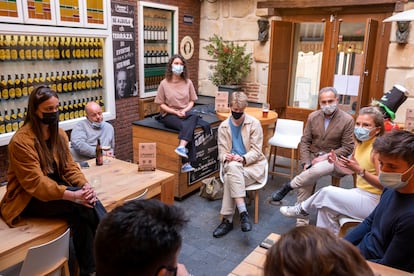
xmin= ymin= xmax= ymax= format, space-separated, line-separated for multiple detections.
xmin=0 ymin=111 xmax=5 ymax=134
xmin=21 ymin=73 xmax=28 ymax=97
xmin=14 ymin=74 xmax=22 ymax=98
xmin=7 ymin=74 xmax=15 ymax=99
xmin=10 ymin=35 xmax=18 ymax=60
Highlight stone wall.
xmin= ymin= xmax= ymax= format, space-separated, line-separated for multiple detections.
xmin=384 ymin=2 xmax=414 ymax=125
xmin=198 ymin=0 xmax=272 ymax=103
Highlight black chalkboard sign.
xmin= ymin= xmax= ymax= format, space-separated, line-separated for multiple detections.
xmin=188 ymin=126 xmax=219 ymax=185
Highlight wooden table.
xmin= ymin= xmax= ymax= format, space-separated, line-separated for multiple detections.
xmin=229 ymin=233 xmax=413 ymax=276
xmin=0 ymin=158 xmax=174 ymax=271
xmin=216 ymin=107 xmax=278 ymax=153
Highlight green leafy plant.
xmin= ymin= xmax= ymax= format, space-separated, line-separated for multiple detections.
xmin=204 ymin=34 xmax=252 ymax=86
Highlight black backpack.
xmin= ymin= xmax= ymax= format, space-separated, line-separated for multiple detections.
xmin=377 ymin=85 xmax=408 ymax=119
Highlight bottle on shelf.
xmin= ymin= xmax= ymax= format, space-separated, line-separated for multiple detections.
xmin=61 ymin=71 xmax=68 ymax=92
xmin=39 ymin=72 xmax=45 ymax=86
xmin=0 ymin=35 xmax=5 ymax=62
xmin=14 ymin=73 xmax=22 ymax=99
xmin=78 ymin=99 xmax=84 ymax=117
xmin=0 ymin=111 xmax=5 ymax=134
xmin=58 ymin=103 xmax=64 ymax=121
xmin=17 ymin=108 xmax=24 ymax=129
xmin=4 ymin=35 xmax=11 ymax=61
xmin=98 ymin=69 xmax=103 ymax=88
xmin=33 ymin=72 xmax=40 ymax=87
xmin=96 ymin=138 xmax=103 ymax=166
xmin=10 ymin=35 xmax=18 ymax=61
xmin=64 ymin=37 xmax=71 ymax=59
xmin=30 ymin=36 xmax=38 ymax=60
xmin=68 ymin=100 xmax=74 ymax=119
xmin=10 ymin=109 xmax=18 ymax=132
xmin=20 ymin=73 xmax=28 ymax=97
xmin=51 ymin=36 xmax=60 ymax=60
xmin=43 ymin=36 xmax=50 ymax=60
xmin=67 ymin=70 xmax=73 ymax=92
xmin=56 ymin=71 xmax=62 ymax=93
xmin=1 ymin=75 xmax=8 ymax=100
xmin=36 ymin=36 xmax=44 ymax=60
xmin=17 ymin=35 xmax=25 ymax=60
xmin=98 ymin=38 xmax=104 ymax=58
xmin=24 ymin=35 xmax=32 ymax=60
xmin=7 ymin=74 xmax=15 ymax=99
xmin=89 ymin=38 xmax=95 ymax=59
xmin=73 ymin=100 xmax=79 ymax=118
xmin=63 ymin=101 xmax=70 ymax=120
xmin=99 ymin=95 xmax=105 ymax=112
xmin=44 ymin=72 xmax=51 ymax=88
xmin=71 ymin=37 xmax=77 ymax=59
xmin=84 ymin=38 xmax=90 ymax=58
xmin=50 ymin=72 xmax=56 ymax=91
xmin=27 ymin=73 xmax=34 ymax=95
xmin=4 ymin=110 xmax=12 ymax=133
xmin=85 ymin=69 xmax=91 ymax=90
xmin=72 ymin=70 xmax=78 ymax=91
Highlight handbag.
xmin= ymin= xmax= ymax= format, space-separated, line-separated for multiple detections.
xmin=199 ymin=176 xmax=223 ymax=201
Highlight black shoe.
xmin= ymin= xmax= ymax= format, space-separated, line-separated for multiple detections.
xmin=213 ymin=219 xmax=233 ymax=238
xmin=240 ymin=211 xmax=252 ymax=232
xmin=271 ymin=182 xmax=292 ymax=202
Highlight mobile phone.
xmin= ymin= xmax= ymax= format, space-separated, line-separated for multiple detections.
xmin=259 ymin=238 xmax=275 ymax=249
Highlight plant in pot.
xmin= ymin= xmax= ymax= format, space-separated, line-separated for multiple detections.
xmin=204 ymin=34 xmax=252 ymax=92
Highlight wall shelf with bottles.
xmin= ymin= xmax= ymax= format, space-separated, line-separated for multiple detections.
xmin=139 ymin=2 xmax=178 ymax=98
xmin=0 ymin=22 xmax=115 ymax=146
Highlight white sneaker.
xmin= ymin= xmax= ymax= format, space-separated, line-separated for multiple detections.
xmin=280 ymin=204 xmax=309 ymax=219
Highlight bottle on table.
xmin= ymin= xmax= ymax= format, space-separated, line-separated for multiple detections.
xmin=96 ymin=138 xmax=103 ymax=166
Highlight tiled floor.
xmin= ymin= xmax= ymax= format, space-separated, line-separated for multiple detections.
xmin=176 ymin=159 xmax=355 ymax=275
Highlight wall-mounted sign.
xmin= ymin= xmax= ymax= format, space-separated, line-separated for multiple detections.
xmin=183 ymin=14 xmax=193 ymax=24
xmin=180 ymin=35 xmax=194 ymax=60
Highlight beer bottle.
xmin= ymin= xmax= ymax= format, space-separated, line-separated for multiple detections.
xmin=62 ymin=71 xmax=68 ymax=92
xmin=30 ymin=35 xmax=37 ymax=60
xmin=67 ymin=70 xmax=73 ymax=92
xmin=17 ymin=35 xmax=25 ymax=60
xmin=96 ymin=138 xmax=103 ymax=166
xmin=33 ymin=72 xmax=40 ymax=87
xmin=68 ymin=100 xmax=74 ymax=119
xmin=78 ymin=99 xmax=84 ymax=117
xmin=56 ymin=71 xmax=62 ymax=93
xmin=14 ymin=73 xmax=22 ymax=98
xmin=72 ymin=70 xmax=78 ymax=91
xmin=10 ymin=35 xmax=18 ymax=61
xmin=0 ymin=75 xmax=8 ymax=100
xmin=58 ymin=103 xmax=64 ymax=121
xmin=74 ymin=99 xmax=79 ymax=118
xmin=80 ymin=69 xmax=86 ymax=90
xmin=11 ymin=109 xmax=18 ymax=132
xmin=38 ymin=72 xmax=45 ymax=86
xmin=84 ymin=37 xmax=89 ymax=58
xmin=7 ymin=74 xmax=15 ymax=99
xmin=0 ymin=35 xmax=5 ymax=61
xmin=99 ymin=95 xmax=105 ymax=112
xmin=24 ymin=35 xmax=32 ymax=60
xmin=63 ymin=101 xmax=70 ymax=120
xmin=85 ymin=69 xmax=91 ymax=90
xmin=4 ymin=35 xmax=11 ymax=61
xmin=21 ymin=73 xmax=28 ymax=97
xmin=98 ymin=68 xmax=103 ymax=88
xmin=43 ymin=36 xmax=50 ymax=60
xmin=4 ymin=110 xmax=12 ymax=133
xmin=17 ymin=108 xmax=24 ymax=129
xmin=50 ymin=72 xmax=56 ymax=91
xmin=36 ymin=36 xmax=44 ymax=60
xmin=27 ymin=73 xmax=34 ymax=95
xmin=0 ymin=111 xmax=5 ymax=134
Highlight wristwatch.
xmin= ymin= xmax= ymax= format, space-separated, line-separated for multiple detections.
xmin=358 ymin=169 xmax=365 ymax=177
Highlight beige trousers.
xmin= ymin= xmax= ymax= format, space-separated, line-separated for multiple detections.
xmin=220 ymin=161 xmax=256 ymax=216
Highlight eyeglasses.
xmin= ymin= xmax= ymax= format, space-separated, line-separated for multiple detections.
xmin=155 ymin=265 xmax=177 ymax=276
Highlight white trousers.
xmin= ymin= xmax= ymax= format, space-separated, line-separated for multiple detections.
xmin=220 ymin=161 xmax=256 ymax=216
xmin=290 ymin=159 xmax=335 ymax=203
xmin=301 ymin=185 xmax=380 ymax=235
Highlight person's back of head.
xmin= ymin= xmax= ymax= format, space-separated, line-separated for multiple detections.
xmin=264 ymin=225 xmax=374 ymax=276
xmin=94 ymin=199 xmax=188 ymax=276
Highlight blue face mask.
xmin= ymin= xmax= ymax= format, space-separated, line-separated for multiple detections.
xmin=172 ymin=64 xmax=184 ymax=75
xmin=379 ymin=164 xmax=414 ymax=190
xmin=354 ymin=127 xmax=372 ymax=141
xmin=90 ymin=121 xmax=102 ymax=129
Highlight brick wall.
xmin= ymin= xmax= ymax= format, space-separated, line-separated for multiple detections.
xmin=0 ymin=0 xmax=201 ymax=183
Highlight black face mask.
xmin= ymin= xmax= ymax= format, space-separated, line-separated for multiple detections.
xmin=231 ymin=111 xmax=244 ymax=120
xmin=40 ymin=111 xmax=59 ymax=125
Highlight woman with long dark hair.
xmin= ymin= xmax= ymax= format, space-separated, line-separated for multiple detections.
xmin=155 ymin=54 xmax=198 ymax=173
xmin=0 ymin=86 xmax=101 ymax=276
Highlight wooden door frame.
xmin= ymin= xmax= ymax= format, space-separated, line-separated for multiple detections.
xmin=266 ymin=8 xmax=393 ymax=122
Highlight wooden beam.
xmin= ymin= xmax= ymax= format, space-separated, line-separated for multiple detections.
xmin=258 ymin=0 xmax=405 ymax=9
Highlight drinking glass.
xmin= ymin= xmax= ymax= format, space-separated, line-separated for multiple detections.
xmin=102 ymin=145 xmax=111 ymax=164
xmin=262 ymin=103 xmax=270 ymax=118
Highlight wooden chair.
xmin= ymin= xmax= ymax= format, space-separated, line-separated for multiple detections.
xmin=220 ymin=162 xmax=268 ymax=224
xmin=19 ymin=228 xmax=70 ymax=276
xmin=268 ymin=119 xmax=304 ymax=179
xmin=338 ymin=215 xmax=363 ymax=237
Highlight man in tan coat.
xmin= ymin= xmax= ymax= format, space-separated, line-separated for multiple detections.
xmin=213 ymin=92 xmax=267 ymax=238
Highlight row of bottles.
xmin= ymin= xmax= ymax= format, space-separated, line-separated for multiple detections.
xmin=0 ymin=34 xmax=104 ymax=62
xmin=58 ymin=96 xmax=105 ymax=122
xmin=144 ymin=75 xmax=163 ymax=92
xmin=144 ymin=46 xmax=169 ymax=68
xmin=0 ymin=108 xmax=26 ymax=134
xmin=143 ymin=21 xmax=168 ymax=42
xmin=0 ymin=69 xmax=103 ymax=100
xmin=0 ymin=96 xmax=105 ymax=134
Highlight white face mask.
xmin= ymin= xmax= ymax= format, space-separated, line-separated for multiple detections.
xmin=172 ymin=64 xmax=184 ymax=75
xmin=379 ymin=164 xmax=414 ymax=190
xmin=321 ymin=103 xmax=337 ymax=115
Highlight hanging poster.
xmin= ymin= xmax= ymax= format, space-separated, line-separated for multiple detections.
xmin=111 ymin=2 xmax=137 ymax=99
